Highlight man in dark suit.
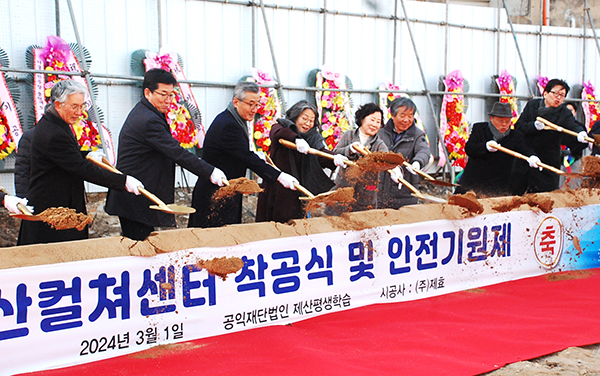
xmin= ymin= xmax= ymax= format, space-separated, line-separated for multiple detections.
xmin=17 ymin=80 xmax=143 ymax=245
xmin=105 ymin=69 xmax=226 ymax=240
xmin=188 ymin=81 xmax=299 ymax=228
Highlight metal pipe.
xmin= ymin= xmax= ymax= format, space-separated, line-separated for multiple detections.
xmin=55 ymin=0 xmax=61 ymax=36
xmin=502 ymin=0 xmax=534 ymax=97
xmin=258 ymin=0 xmax=286 ymax=112
xmin=538 ymin=0 xmax=543 ymax=76
xmin=584 ymin=1 xmax=600 ymax=58
xmin=392 ymin=0 xmax=397 ymax=82
xmin=322 ymin=0 xmax=327 ymax=65
xmin=398 ymin=0 xmax=453 ymax=183
xmin=158 ymin=0 xmax=163 ymax=49
xmin=582 ymin=0 xmax=587 ymax=83
xmin=444 ymin=0 xmax=448 ymax=76
xmin=65 ymin=0 xmax=108 ymax=155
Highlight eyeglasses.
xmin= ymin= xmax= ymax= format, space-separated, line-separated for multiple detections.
xmin=68 ymin=103 xmax=88 ymax=112
xmin=298 ymin=115 xmax=315 ymax=124
xmin=549 ymin=90 xmax=566 ymax=99
xmin=153 ymin=90 xmax=176 ymax=100
xmin=240 ymin=99 xmax=261 ymax=110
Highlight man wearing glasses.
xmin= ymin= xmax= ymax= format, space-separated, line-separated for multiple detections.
xmin=18 ymin=80 xmax=144 ymax=245
xmin=188 ymin=81 xmax=298 ymax=228
xmin=511 ymin=78 xmax=588 ymax=194
xmin=106 ymin=69 xmax=226 ymax=240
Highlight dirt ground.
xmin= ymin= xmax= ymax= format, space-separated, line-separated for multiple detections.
xmin=1 ymin=186 xmax=600 ymax=375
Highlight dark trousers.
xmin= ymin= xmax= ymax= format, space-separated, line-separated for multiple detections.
xmin=119 ymin=217 xmax=154 ymax=241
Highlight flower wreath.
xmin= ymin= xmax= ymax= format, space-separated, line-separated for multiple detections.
xmin=133 ymin=49 xmax=205 ymax=149
xmin=27 ymin=36 xmax=113 ymax=157
xmin=536 ymin=75 xmax=549 ymax=96
xmin=582 ymin=80 xmax=600 ymax=132
xmin=494 ymin=70 xmax=519 ymax=126
xmin=0 ymin=48 xmax=22 ymax=160
xmin=377 ymin=82 xmax=431 ymax=147
xmin=439 ymin=70 xmax=469 ymax=169
xmin=242 ymin=69 xmax=281 ymax=153
xmin=310 ymin=66 xmax=352 ymax=150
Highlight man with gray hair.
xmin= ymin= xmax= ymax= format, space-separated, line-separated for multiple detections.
xmin=18 ymin=80 xmax=143 ymax=245
xmin=377 ymin=96 xmax=431 ymax=209
xmin=188 ymin=81 xmax=299 ymax=228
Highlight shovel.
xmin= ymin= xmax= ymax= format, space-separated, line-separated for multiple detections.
xmin=264 ymin=154 xmax=315 ymax=199
xmin=278 ymin=139 xmax=358 ymax=167
xmin=86 ymin=156 xmax=196 ymax=214
xmin=486 ymin=141 xmax=567 ymax=176
xmin=351 ymin=145 xmax=447 ymax=204
xmin=352 ymin=144 xmax=458 ymax=187
xmin=536 ymin=116 xmax=598 ymax=145
xmin=0 ymin=185 xmax=41 ymax=221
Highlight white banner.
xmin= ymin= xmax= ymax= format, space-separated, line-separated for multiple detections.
xmin=2 ymin=205 xmax=600 ymax=375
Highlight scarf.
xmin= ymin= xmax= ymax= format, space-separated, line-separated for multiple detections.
xmin=227 ymin=101 xmax=250 ymax=139
xmin=488 ymin=121 xmax=510 ymax=141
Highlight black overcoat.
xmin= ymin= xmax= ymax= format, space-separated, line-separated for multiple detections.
xmin=456 ymin=122 xmax=534 ymax=196
xmin=105 ymin=97 xmax=214 ymax=227
xmin=188 ymin=109 xmax=280 ymax=228
xmin=17 ymin=111 xmax=126 ymax=245
xmin=512 ymin=98 xmax=585 ymax=194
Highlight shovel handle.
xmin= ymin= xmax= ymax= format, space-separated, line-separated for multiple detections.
xmin=279 ymin=139 xmax=358 ymax=167
xmin=536 ymin=117 xmax=595 ymax=143
xmin=488 ymin=142 xmax=564 ymax=175
xmin=265 ymin=150 xmax=316 ymax=198
xmin=86 ymin=155 xmax=172 ymax=209
xmin=17 ymin=203 xmax=33 ymax=216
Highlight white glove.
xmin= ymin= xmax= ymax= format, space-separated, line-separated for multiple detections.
xmin=534 ymin=120 xmax=546 ymax=131
xmin=254 ymin=151 xmax=267 ymax=161
xmin=486 ymin=140 xmax=498 ymax=152
xmin=405 ymin=161 xmax=420 ymax=175
xmin=295 ymin=138 xmax=310 ymax=154
xmin=125 ymin=175 xmax=144 ymax=195
xmin=87 ymin=150 xmax=106 ymax=163
xmin=527 ymin=155 xmax=543 ymax=171
xmin=389 ymin=166 xmax=404 ymax=190
xmin=4 ymin=195 xmax=33 ymax=214
xmin=333 ymin=154 xmax=349 ymax=168
xmin=210 ymin=167 xmax=227 ymax=187
xmin=577 ymin=131 xmax=589 ymax=144
xmin=277 ymin=172 xmax=298 ymax=190
xmin=350 ymin=141 xmax=362 ymax=154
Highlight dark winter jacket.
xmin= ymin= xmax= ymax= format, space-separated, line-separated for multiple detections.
xmin=512 ymin=98 xmax=585 ymax=194
xmin=105 ymin=97 xmax=214 ymax=227
xmin=377 ymin=119 xmax=431 ymax=209
xmin=18 ymin=110 xmax=126 ymax=245
xmin=255 ymin=119 xmax=335 ymax=223
xmin=14 ymin=127 xmax=34 ymax=198
xmin=188 ymin=109 xmax=281 ymax=228
xmin=455 ymin=122 xmax=534 ymax=197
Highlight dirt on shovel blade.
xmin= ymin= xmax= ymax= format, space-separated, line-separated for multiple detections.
xmin=356 ymin=151 xmax=405 ymax=171
xmin=581 ymin=156 xmax=600 ymax=188
xmin=36 ymin=207 xmax=94 ymax=231
xmin=448 ymin=191 xmax=484 ymax=214
xmin=213 ymin=177 xmax=263 ymax=200
xmin=303 ymin=187 xmax=356 ymax=213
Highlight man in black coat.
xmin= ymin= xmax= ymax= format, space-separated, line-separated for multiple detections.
xmin=17 ymin=80 xmax=143 ymax=246
xmin=456 ymin=102 xmax=540 ymax=197
xmin=511 ymin=79 xmax=589 ymax=194
xmin=106 ymin=69 xmax=226 ymax=241
xmin=188 ymin=81 xmax=299 ymax=228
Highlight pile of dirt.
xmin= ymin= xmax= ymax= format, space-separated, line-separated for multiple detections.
xmin=213 ymin=177 xmax=263 ymax=200
xmin=448 ymin=191 xmax=484 ymax=214
xmin=492 ymin=193 xmax=555 ymax=213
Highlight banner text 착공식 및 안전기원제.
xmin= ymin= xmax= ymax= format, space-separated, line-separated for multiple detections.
xmin=1 ymin=204 xmax=600 ymax=375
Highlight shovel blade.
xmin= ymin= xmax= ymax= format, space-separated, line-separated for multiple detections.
xmin=149 ymin=204 xmax=196 ymax=214
xmin=9 ymin=213 xmax=42 ymax=221
xmin=411 ymin=193 xmax=448 ymax=204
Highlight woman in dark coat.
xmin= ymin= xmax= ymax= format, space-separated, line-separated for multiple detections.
xmin=17 ymin=80 xmax=142 ymax=245
xmin=511 ymin=79 xmax=588 ymax=194
xmin=256 ymin=100 xmax=345 ymax=223
xmin=456 ymin=102 xmax=539 ymax=197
